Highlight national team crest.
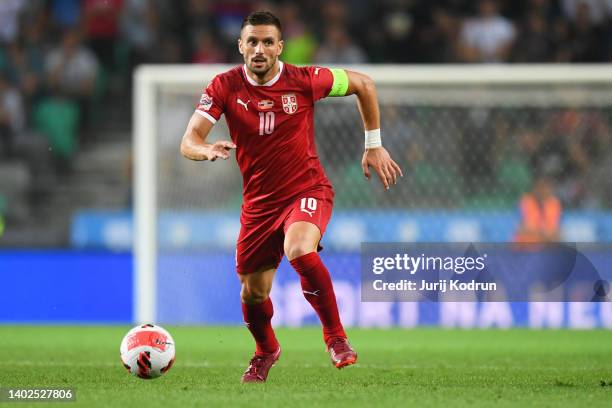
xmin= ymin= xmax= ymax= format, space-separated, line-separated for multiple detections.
xmin=281 ymin=94 xmax=298 ymax=114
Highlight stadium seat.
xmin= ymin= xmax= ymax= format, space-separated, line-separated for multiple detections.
xmin=0 ymin=161 xmax=31 ymax=221
xmin=0 ymin=193 xmax=6 ymax=215
xmin=90 ymin=66 xmax=109 ymax=126
xmin=0 ymin=48 xmax=7 ymax=72
xmin=33 ymin=98 xmax=79 ymax=158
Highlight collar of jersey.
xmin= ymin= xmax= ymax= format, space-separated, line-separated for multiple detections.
xmin=242 ymin=61 xmax=284 ymax=87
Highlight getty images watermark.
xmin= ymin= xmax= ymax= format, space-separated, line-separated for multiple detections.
xmin=371 ymin=252 xmax=493 ymax=293
xmin=361 ymin=243 xmax=612 ymax=302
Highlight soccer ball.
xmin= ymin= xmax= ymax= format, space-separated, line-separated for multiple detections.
xmin=120 ymin=324 xmax=175 ymax=379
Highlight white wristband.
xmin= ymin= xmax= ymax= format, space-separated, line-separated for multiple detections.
xmin=365 ymin=128 xmax=382 ymax=149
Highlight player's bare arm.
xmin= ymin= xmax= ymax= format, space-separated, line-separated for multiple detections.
xmin=344 ymin=70 xmax=403 ymax=190
xmin=180 ymin=113 xmax=236 ymax=161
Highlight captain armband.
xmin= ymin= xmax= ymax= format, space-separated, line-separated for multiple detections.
xmin=328 ymin=69 xmax=349 ymax=97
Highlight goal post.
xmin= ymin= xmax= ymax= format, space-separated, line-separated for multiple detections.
xmin=133 ymin=64 xmax=612 ymax=325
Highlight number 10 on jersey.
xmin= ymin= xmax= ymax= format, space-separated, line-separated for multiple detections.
xmin=259 ymin=112 xmax=275 ymax=135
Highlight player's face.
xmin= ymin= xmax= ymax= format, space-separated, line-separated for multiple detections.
xmin=238 ymin=25 xmax=283 ymax=76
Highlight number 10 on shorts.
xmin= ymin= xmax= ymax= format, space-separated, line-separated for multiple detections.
xmin=300 ymin=197 xmax=317 ymax=217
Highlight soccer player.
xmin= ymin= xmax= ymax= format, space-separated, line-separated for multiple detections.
xmin=180 ymin=11 xmax=402 ymax=383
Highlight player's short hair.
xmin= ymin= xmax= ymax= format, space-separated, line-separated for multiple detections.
xmin=240 ymin=11 xmax=282 ymax=37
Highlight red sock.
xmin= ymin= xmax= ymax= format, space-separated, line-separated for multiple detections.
xmin=290 ymin=252 xmax=346 ymax=345
xmin=242 ymin=297 xmax=279 ymax=355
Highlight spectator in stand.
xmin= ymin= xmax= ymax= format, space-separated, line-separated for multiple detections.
xmin=566 ymin=1 xmax=604 ymax=62
xmin=48 ymin=0 xmax=81 ymax=33
xmin=314 ymin=25 xmax=367 ymax=64
xmin=45 ymin=28 xmax=99 ymax=125
xmin=459 ymin=0 xmax=516 ymax=62
xmin=513 ymin=0 xmax=561 ymax=27
xmin=157 ymin=34 xmax=184 ymax=64
xmin=511 ymin=11 xmax=553 ymax=62
xmin=562 ymin=0 xmax=611 ymax=25
xmin=6 ymin=24 xmax=47 ymax=116
xmin=318 ymin=0 xmax=349 ymax=36
xmin=120 ymin=0 xmax=160 ymax=66
xmin=0 ymin=0 xmax=25 ymax=45
xmin=191 ymin=30 xmax=226 ymax=63
xmin=46 ymin=29 xmax=99 ymax=99
xmin=418 ymin=6 xmax=461 ymax=63
xmin=605 ymin=9 xmax=612 ymax=61
xmin=0 ymin=72 xmax=25 ymax=158
xmin=83 ymin=0 xmax=123 ymax=71
xmin=182 ymin=0 xmax=217 ymax=40
xmin=278 ymin=2 xmax=317 ymax=65
xmin=7 ymin=44 xmax=43 ymax=117
xmin=209 ymin=0 xmax=251 ymax=62
xmin=380 ymin=2 xmax=416 ymax=63
xmin=514 ymin=175 xmax=562 ymax=243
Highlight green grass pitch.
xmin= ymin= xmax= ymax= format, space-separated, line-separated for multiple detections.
xmin=2 ymin=326 xmax=612 ymax=407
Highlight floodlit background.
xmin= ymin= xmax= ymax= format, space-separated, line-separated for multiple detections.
xmin=1 ymin=0 xmax=612 ymax=327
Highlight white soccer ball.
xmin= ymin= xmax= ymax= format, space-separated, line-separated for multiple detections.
xmin=120 ymin=324 xmax=176 ymax=379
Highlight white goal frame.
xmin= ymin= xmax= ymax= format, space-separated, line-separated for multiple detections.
xmin=133 ymin=63 xmax=612 ymax=324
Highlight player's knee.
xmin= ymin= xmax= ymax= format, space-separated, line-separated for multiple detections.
xmin=241 ymin=283 xmax=270 ymax=304
xmin=284 ymin=241 xmax=315 ymax=261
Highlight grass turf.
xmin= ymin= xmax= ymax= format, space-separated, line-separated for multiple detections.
xmin=2 ymin=326 xmax=612 ymax=407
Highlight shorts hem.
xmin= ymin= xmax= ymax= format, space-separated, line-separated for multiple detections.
xmin=236 ymin=262 xmax=280 ymax=275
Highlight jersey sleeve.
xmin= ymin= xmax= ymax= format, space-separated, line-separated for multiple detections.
xmin=307 ymin=66 xmax=335 ymax=102
xmin=195 ymin=75 xmax=226 ymax=124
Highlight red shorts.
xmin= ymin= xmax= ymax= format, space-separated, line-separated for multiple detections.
xmin=236 ymin=187 xmax=334 ymax=274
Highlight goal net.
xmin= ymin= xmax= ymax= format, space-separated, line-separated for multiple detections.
xmin=134 ymin=64 xmax=612 ymax=325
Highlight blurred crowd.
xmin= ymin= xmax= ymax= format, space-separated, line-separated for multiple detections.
xmin=0 ymin=0 xmax=611 ymax=162
xmin=0 ymin=0 xmax=612 ymax=239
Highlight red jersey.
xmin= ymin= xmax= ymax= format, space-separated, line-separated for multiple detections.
xmin=195 ymin=62 xmax=334 ymax=209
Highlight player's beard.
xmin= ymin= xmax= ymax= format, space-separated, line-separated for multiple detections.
xmin=248 ymin=55 xmax=275 ymax=77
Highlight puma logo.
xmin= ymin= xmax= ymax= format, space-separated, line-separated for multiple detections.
xmin=237 ymin=98 xmax=250 ymax=111
xmin=300 ymin=208 xmax=314 ymax=217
